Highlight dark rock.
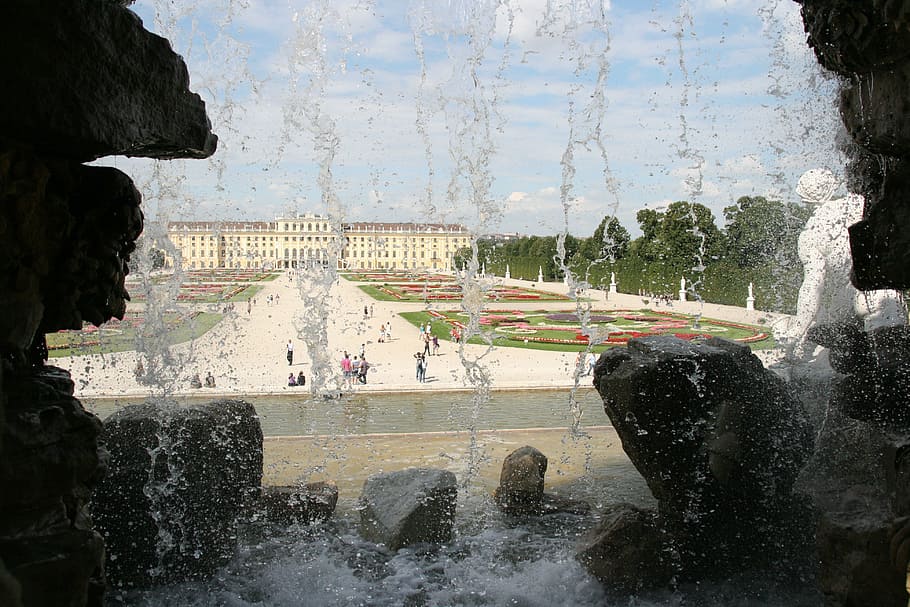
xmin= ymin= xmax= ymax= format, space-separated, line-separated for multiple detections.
xmin=539 ymin=492 xmax=590 ymax=516
xmin=0 ymin=558 xmax=22 ymax=607
xmin=817 ymin=515 xmax=907 ymax=607
xmin=493 ymin=445 xmax=590 ymax=516
xmin=260 ymin=481 xmax=338 ymax=525
xmin=576 ymin=503 xmax=673 ymax=594
xmin=494 ymin=445 xmax=547 ymax=515
xmin=0 ymin=367 xmax=105 ymax=607
xmin=798 ymin=1 xmax=910 ymax=74
xmin=0 ymin=529 xmax=105 ymax=607
xmin=359 ymin=468 xmax=457 ymax=551
xmin=0 ymin=149 xmax=143 ymax=361
xmin=92 ymin=399 xmax=262 ymax=589
xmin=0 ymin=0 xmax=216 ymax=162
xmin=594 ymin=336 xmax=815 ymax=577
xmin=848 ymin=156 xmax=910 ymax=290
xmin=841 ymin=64 xmax=910 ymax=157
xmin=796 ymin=409 xmax=907 ymax=607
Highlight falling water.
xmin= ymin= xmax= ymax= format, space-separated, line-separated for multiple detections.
xmin=68 ymin=1 xmax=846 ymax=604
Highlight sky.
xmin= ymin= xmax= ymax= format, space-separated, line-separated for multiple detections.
xmin=104 ymin=0 xmax=844 ymax=238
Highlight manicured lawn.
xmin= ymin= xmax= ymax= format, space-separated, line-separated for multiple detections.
xmin=46 ymin=311 xmax=223 ymax=357
xmin=400 ymin=309 xmax=773 ymax=352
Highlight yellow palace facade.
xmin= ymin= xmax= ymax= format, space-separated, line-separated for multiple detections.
xmin=167 ymin=215 xmax=471 ymax=271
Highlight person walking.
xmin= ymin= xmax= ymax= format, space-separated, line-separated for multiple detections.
xmin=414 ymin=352 xmax=425 ymax=382
xmin=359 ymin=357 xmax=369 ymax=384
xmin=341 ymin=352 xmax=353 ymax=388
xmin=423 ymin=331 xmax=431 ymax=356
xmin=286 ymin=340 xmax=294 ymax=366
xmin=432 ymin=335 xmax=439 ymax=356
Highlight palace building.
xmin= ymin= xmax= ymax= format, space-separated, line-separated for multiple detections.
xmin=167 ymin=215 xmax=471 ymax=271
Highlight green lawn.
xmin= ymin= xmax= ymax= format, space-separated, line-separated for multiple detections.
xmin=47 ymin=312 xmax=223 ymax=357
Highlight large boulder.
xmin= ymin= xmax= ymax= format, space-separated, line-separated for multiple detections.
xmin=92 ymin=399 xmax=262 ymax=589
xmin=359 ymin=468 xmax=457 ymax=551
xmin=0 ymin=367 xmax=105 ymax=607
xmin=594 ymin=336 xmax=815 ymax=577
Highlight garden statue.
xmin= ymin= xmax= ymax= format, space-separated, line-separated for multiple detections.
xmin=679 ymin=277 xmax=687 ymax=302
xmin=787 ymin=168 xmax=906 ymax=359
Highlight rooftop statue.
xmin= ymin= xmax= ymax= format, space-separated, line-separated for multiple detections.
xmin=787 ymin=168 xmax=907 ymax=359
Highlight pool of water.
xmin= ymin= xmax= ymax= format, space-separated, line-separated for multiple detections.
xmin=84 ymin=388 xmax=610 ymax=436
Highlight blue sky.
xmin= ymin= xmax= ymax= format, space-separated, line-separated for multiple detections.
xmin=108 ymin=0 xmax=842 ymax=238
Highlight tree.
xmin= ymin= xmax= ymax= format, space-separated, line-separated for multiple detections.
xmin=723 ymin=195 xmax=810 ymax=268
xmin=630 ymin=201 xmax=724 ymax=271
xmin=579 ymin=216 xmax=630 ymax=262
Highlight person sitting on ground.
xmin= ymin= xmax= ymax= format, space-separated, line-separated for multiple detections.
xmin=205 ymin=371 xmax=216 ymax=388
xmin=296 ymin=371 xmax=306 ymax=386
xmin=287 ymin=373 xmax=297 ymax=386
xmin=190 ymin=373 xmax=203 ymax=389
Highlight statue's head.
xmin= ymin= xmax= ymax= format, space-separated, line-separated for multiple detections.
xmin=796 ymin=168 xmax=840 ymax=205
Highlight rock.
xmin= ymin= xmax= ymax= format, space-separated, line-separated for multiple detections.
xmin=0 ymin=530 xmax=105 ymax=607
xmin=92 ymin=399 xmax=263 ymax=589
xmin=594 ymin=336 xmax=815 ymax=577
xmin=0 ymin=149 xmax=144 ymax=360
xmin=260 ymin=481 xmax=338 ymax=525
xmin=0 ymin=0 xmax=216 ymax=162
xmin=798 ymin=1 xmax=910 ymax=74
xmin=841 ymin=64 xmax=910 ymax=157
xmin=359 ymin=468 xmax=457 ymax=551
xmin=494 ymin=445 xmax=547 ymax=515
xmin=0 ymin=558 xmax=22 ymax=607
xmin=795 ymin=409 xmax=908 ymax=607
xmin=816 ymin=512 xmax=906 ymax=607
xmin=848 ymin=156 xmax=910 ymax=290
xmin=0 ymin=367 xmax=105 ymax=607
xmin=493 ymin=445 xmax=590 ymax=516
xmin=576 ymin=503 xmax=672 ymax=594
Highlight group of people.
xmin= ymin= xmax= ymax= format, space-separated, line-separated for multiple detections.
xmin=190 ymin=371 xmax=217 ymax=388
xmin=341 ymin=349 xmax=370 ymax=386
xmin=287 ymin=370 xmax=306 ymax=386
xmin=414 ymin=351 xmax=428 ymax=382
xmin=419 ymin=322 xmax=440 ymax=356
xmin=378 ymin=323 xmax=391 ymax=343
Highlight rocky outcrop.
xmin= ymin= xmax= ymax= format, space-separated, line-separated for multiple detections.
xmin=260 ymin=481 xmax=339 ymax=525
xmin=0 ymin=367 xmax=106 ymax=607
xmin=0 ymin=151 xmax=144 ymax=361
xmin=0 ymin=0 xmax=217 ymax=162
xmin=593 ymin=336 xmax=815 ymax=579
xmin=359 ymin=468 xmax=457 ymax=551
xmin=797 ymin=1 xmax=910 ymax=290
xmin=92 ymin=400 xmax=262 ymax=589
xmin=0 ymin=0 xmax=216 ymax=602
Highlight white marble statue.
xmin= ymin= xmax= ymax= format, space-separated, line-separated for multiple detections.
xmin=787 ymin=168 xmax=907 ymax=358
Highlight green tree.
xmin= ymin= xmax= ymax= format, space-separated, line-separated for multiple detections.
xmin=630 ymin=201 xmax=724 ymax=273
xmin=723 ymin=195 xmax=809 ymax=268
xmin=579 ymin=216 xmax=630 ymax=262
